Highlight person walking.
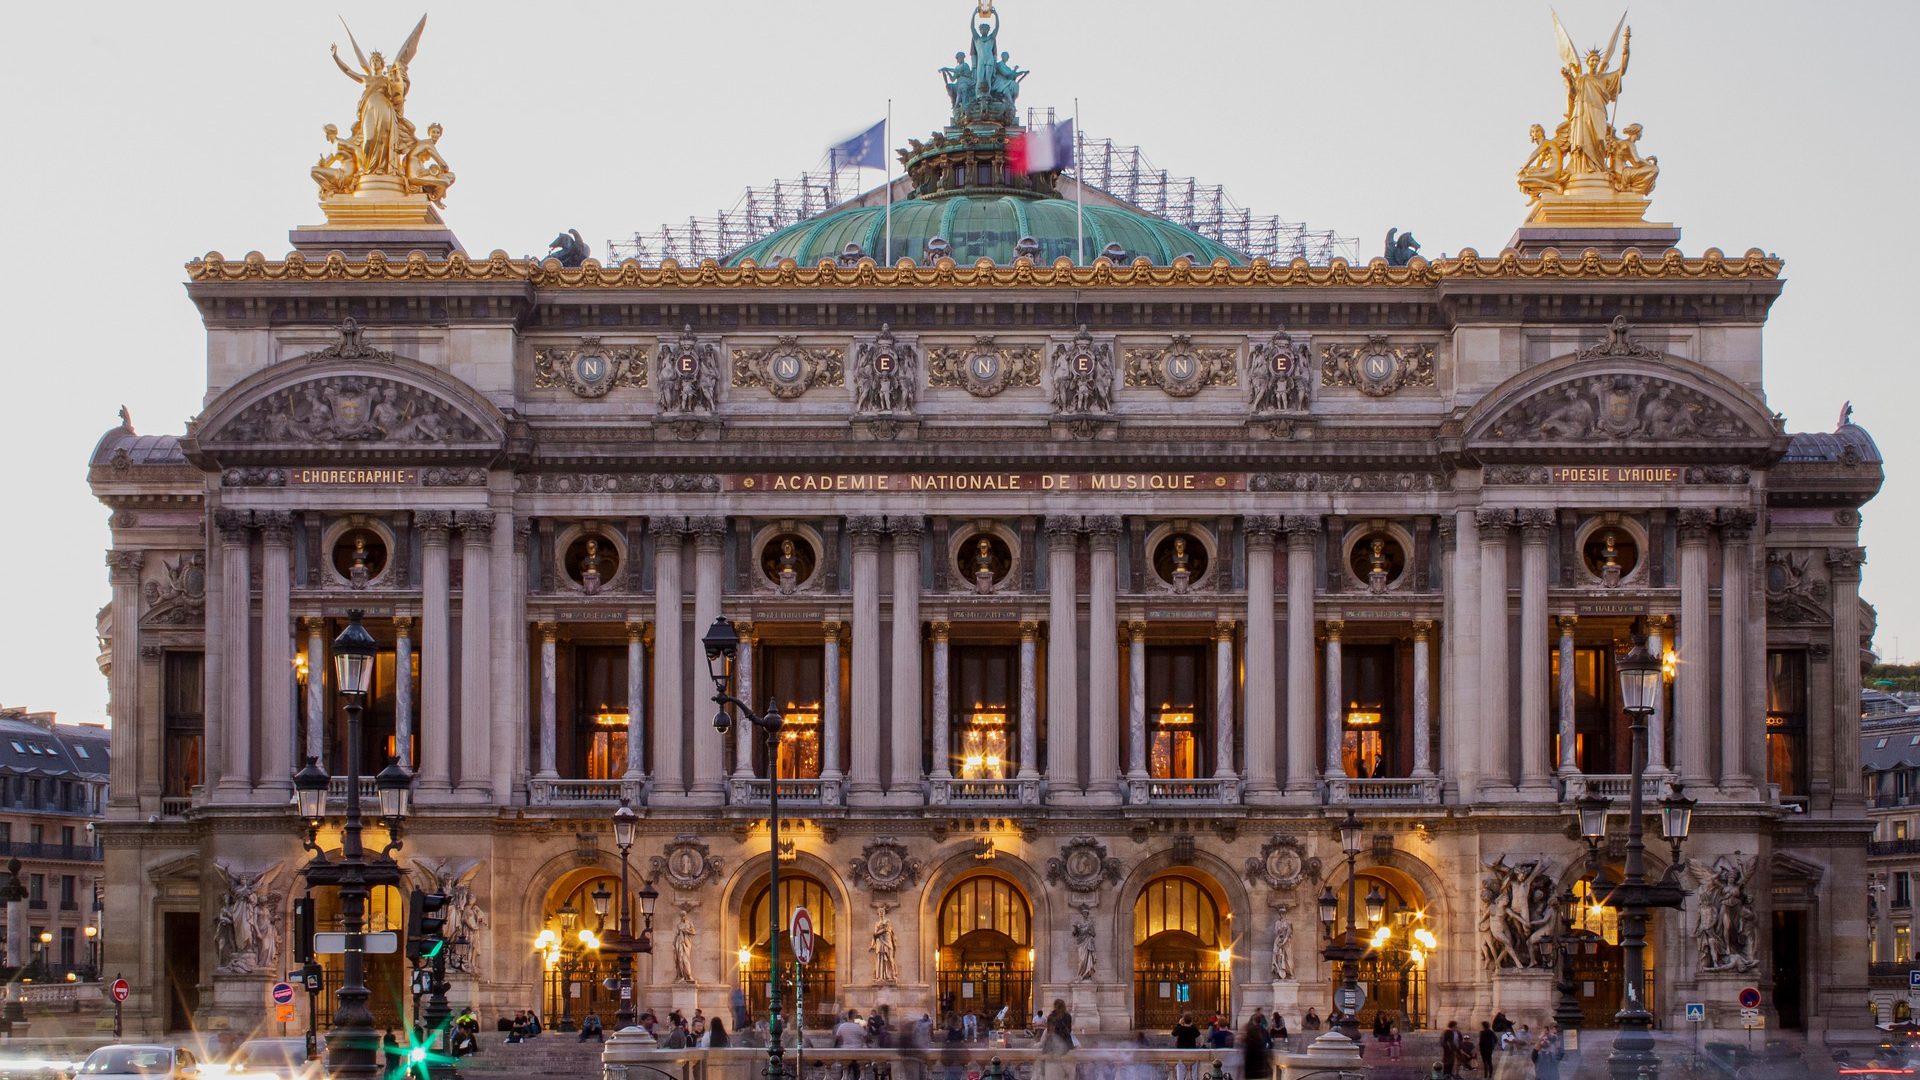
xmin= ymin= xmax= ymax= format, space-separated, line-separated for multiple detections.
xmin=1478 ymin=1021 xmax=1498 ymax=1078
xmin=1441 ymin=1020 xmax=1464 ymax=1078
xmin=1241 ymin=1014 xmax=1275 ymax=1080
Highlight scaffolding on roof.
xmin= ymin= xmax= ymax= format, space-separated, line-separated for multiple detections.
xmin=605 ymin=118 xmax=1355 ymax=266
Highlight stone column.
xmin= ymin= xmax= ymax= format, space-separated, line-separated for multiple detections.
xmin=456 ymin=511 xmax=494 ymax=796
xmin=416 ymin=511 xmax=453 ymax=793
xmin=1411 ymin=620 xmax=1434 ymax=777
xmin=1719 ymin=509 xmax=1757 ymax=791
xmin=1517 ymin=508 xmax=1554 ymax=793
xmin=1676 ymin=509 xmax=1715 ymax=790
xmin=626 ymin=621 xmax=646 ymax=780
xmin=1086 ymin=516 xmax=1123 ymax=804
xmin=104 ymin=551 xmax=144 ymax=809
xmin=1284 ymin=516 xmax=1322 ymax=796
xmin=888 ymin=518 xmax=924 ymax=802
xmin=510 ymin=521 xmax=532 ymax=794
xmin=847 ymin=516 xmax=886 ymax=803
xmin=303 ymin=617 xmax=328 ymax=764
xmin=214 ymin=510 xmax=253 ymax=798
xmin=822 ymin=621 xmax=844 ymax=781
xmin=1243 ymin=516 xmax=1280 ymax=801
xmin=1323 ymin=621 xmax=1344 ymax=777
xmin=257 ymin=513 xmax=294 ymax=792
xmin=1127 ymin=621 xmax=1149 ymax=781
xmin=1646 ymin=615 xmax=1671 ymax=772
xmin=489 ymin=508 xmax=516 ymax=804
xmin=649 ymin=520 xmax=685 ymax=799
xmin=1214 ymin=619 xmax=1237 ymax=781
xmin=1830 ymin=546 xmax=1867 ymax=803
xmin=930 ymin=621 xmax=952 ymax=780
xmin=393 ymin=616 xmax=414 ymax=768
xmin=1442 ymin=510 xmax=1483 ymax=800
xmin=1476 ymin=508 xmax=1513 ymax=790
xmin=688 ymin=517 xmax=727 ymax=804
xmin=1019 ymin=619 xmax=1040 ymax=780
xmin=537 ymin=622 xmax=559 ymax=778
xmin=1556 ymin=615 xmax=1579 ymax=775
xmin=734 ymin=621 xmax=757 ymax=778
xmin=1045 ymin=516 xmax=1081 ymax=800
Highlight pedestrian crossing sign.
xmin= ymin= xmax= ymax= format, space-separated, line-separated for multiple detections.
xmin=1685 ymin=1002 xmax=1705 ymax=1022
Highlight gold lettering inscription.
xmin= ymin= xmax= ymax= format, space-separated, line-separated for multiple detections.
xmin=291 ymin=467 xmax=419 ymax=485
xmin=732 ymin=472 xmax=1243 ymax=494
xmin=1551 ymin=466 xmax=1680 ymax=485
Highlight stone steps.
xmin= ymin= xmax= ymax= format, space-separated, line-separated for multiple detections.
xmin=444 ymin=1037 xmax=611 ymax=1077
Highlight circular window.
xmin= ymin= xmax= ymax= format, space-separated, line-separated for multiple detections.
xmin=761 ymin=533 xmax=819 ymax=594
xmin=564 ymin=532 xmax=621 ymax=593
xmin=957 ymin=533 xmax=1013 ymax=589
xmin=1582 ymin=527 xmax=1639 ymax=585
xmin=1151 ymin=532 xmax=1209 ymax=591
xmin=331 ymin=528 xmax=389 ymax=586
xmin=1347 ymin=532 xmax=1407 ymax=594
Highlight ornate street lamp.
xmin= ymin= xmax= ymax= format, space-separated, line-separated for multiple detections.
xmin=704 ymin=616 xmax=788 ymax=1080
xmin=1323 ymin=809 xmax=1367 ymax=1042
xmin=1659 ymin=786 xmax=1697 ymax=879
xmin=598 ymin=798 xmax=650 ymax=1032
xmin=1552 ymin=884 xmax=1586 ymax=1061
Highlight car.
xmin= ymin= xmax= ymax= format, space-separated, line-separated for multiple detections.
xmin=219 ymin=1040 xmax=319 ymax=1080
xmin=73 ymin=1045 xmax=202 ymax=1080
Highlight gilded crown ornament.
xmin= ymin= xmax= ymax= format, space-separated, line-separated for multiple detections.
xmin=1516 ymin=13 xmax=1662 ymax=226
xmin=310 ymin=15 xmax=455 ymax=229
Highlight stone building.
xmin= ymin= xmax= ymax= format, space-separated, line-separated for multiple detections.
xmin=0 ymin=708 xmax=108 ymax=980
xmin=1863 ymin=692 xmax=1920 ymax=1020
xmin=87 ymin=4 xmax=1881 ymax=1044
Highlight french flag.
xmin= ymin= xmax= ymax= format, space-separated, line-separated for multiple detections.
xmin=1008 ymin=119 xmax=1075 ymax=174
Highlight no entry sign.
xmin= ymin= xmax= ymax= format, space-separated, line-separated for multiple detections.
xmin=790 ymin=906 xmax=815 ymax=965
xmin=109 ymin=979 xmax=130 ymax=1004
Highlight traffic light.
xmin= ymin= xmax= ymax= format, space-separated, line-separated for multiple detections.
xmin=406 ymin=889 xmax=451 ymax=962
xmin=293 ymin=897 xmax=316 ymax=964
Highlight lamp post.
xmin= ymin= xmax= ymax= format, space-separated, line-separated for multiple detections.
xmin=555 ymin=902 xmax=580 ymax=1032
xmin=1321 ymin=809 xmax=1367 ymax=1042
xmin=36 ymin=932 xmax=50 ymax=979
xmin=703 ymin=616 xmax=787 ymax=1080
xmin=605 ymin=800 xmax=656 ymax=1031
xmin=1600 ymin=635 xmax=1689 ymax=1080
xmin=294 ymin=611 xmax=412 ymax=1080
xmin=0 ymin=859 xmax=25 ymax=1025
xmin=1551 ymin=883 xmax=1586 ymax=1061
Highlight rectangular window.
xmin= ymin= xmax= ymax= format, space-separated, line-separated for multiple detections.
xmin=163 ymin=651 xmax=206 ymax=798
xmin=1146 ymin=644 xmax=1209 ymax=779
xmin=59 ymin=876 xmax=74 ymax=911
xmin=1766 ymin=650 xmax=1809 ymax=797
xmin=59 ymin=827 xmax=73 ymax=850
xmin=761 ymin=645 xmax=827 ymax=780
xmin=953 ymin=645 xmax=1015 ymax=780
xmin=58 ymin=927 xmax=75 ymax=969
xmin=1900 ymin=925 xmax=1913 ymax=963
xmin=1340 ymin=643 xmax=1398 ymax=779
xmin=28 ymin=825 xmax=42 ymax=847
xmin=0 ymin=823 xmax=10 ymax=846
xmin=1900 ymin=821 xmax=1911 ymax=841
xmin=27 ymin=875 xmax=43 ymax=908
xmin=1897 ymin=871 xmax=1913 ymax=909
xmin=571 ymin=645 xmax=632 ymax=781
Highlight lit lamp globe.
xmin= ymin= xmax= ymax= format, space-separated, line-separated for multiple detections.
xmin=1317 ymin=886 xmax=1338 ymax=936
xmin=331 ymin=611 xmax=378 ymax=697
xmin=612 ymin=800 xmax=638 ymax=851
xmin=375 ymin=759 xmax=414 ymax=820
xmin=1661 ymin=788 xmax=1697 ymax=843
xmin=1364 ymin=884 xmax=1387 ymax=926
xmin=1577 ymin=793 xmax=1611 ymax=842
xmin=293 ymin=757 xmax=330 ymax=822
xmin=1337 ymin=810 xmax=1364 ymax=857
xmin=1616 ymin=639 xmax=1661 ymax=717
xmin=591 ymin=882 xmax=612 ymax=920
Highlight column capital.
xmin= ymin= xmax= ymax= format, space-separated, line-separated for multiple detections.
xmin=1282 ymin=515 xmax=1322 ymax=544
xmin=1474 ymin=507 xmax=1514 ymax=534
xmin=1019 ymin=618 xmax=1040 ymax=639
xmin=1556 ymin=613 xmax=1579 ymax=636
xmin=735 ymin=618 xmax=757 ymax=641
xmin=1085 ymin=515 xmax=1124 ymax=545
xmin=648 ymin=516 xmax=684 ymax=541
xmin=140 ymin=644 xmax=164 ymax=663
xmin=1676 ymin=508 xmax=1716 ymax=544
xmin=1128 ymin=619 xmax=1148 ymax=640
xmin=1827 ymin=546 xmax=1867 ymax=579
xmin=301 ymin=615 xmax=329 ymax=636
xmin=538 ymin=621 xmax=559 ymax=643
xmin=213 ymin=508 xmax=253 ymax=544
xmin=513 ymin=518 xmax=533 ymax=553
xmin=393 ymin=614 xmax=414 ymax=636
xmin=1042 ymin=514 xmax=1082 ymax=538
xmin=415 ymin=509 xmax=454 ymax=541
xmin=1718 ymin=507 xmax=1758 ymax=541
xmin=257 ymin=511 xmax=295 ymax=546
xmin=887 ymin=516 xmax=926 ymax=541
xmin=1214 ymin=618 xmax=1236 ymax=641
xmin=1324 ymin=619 xmax=1344 ymax=640
xmin=929 ymin=619 xmax=950 ymax=640
xmin=455 ymin=509 xmax=494 ymax=541
xmin=822 ymin=618 xmax=844 ymax=640
xmin=627 ymin=619 xmax=647 ymax=641
xmin=846 ymin=515 xmax=886 ymax=548
xmin=689 ymin=515 xmax=727 ymax=547
xmin=1516 ymin=507 xmax=1555 ymax=543
xmin=1411 ymin=619 xmax=1434 ymax=640
xmin=1243 ymin=515 xmax=1282 ymax=544
xmin=104 ymin=549 xmax=145 ymax=583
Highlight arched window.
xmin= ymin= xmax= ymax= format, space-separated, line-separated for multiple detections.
xmin=740 ymin=875 xmax=836 ymax=1028
xmin=935 ymin=876 xmax=1032 ymax=1027
xmin=1132 ymin=874 xmax=1229 ymax=1029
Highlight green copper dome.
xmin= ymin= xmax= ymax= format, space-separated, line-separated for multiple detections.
xmin=724 ymin=194 xmax=1245 ymax=267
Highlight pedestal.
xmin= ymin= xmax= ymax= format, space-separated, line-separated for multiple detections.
xmin=1267 ymin=980 xmax=1306 ymax=1029
xmin=1281 ymin=1030 xmax=1364 ymax=1080
xmin=1491 ymin=969 xmax=1557 ymax=1027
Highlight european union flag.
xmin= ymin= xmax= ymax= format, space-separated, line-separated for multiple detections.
xmin=828 ymin=119 xmax=887 ymax=170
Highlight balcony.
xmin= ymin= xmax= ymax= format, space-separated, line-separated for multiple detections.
xmin=325 ymin=777 xmax=378 ymax=804
xmin=728 ymin=777 xmax=842 ymax=808
xmin=1560 ymin=773 xmax=1673 ymax=803
xmin=1870 ymin=839 xmax=1920 ymax=858
xmin=159 ymin=796 xmax=193 ymax=818
xmin=1325 ymin=776 xmax=1442 ymax=806
xmin=931 ymin=777 xmax=1041 ymax=807
xmin=0 ymin=841 xmax=104 ymax=862
xmin=527 ymin=778 xmax=646 ymax=807
xmin=1127 ymin=776 xmax=1242 ymax=806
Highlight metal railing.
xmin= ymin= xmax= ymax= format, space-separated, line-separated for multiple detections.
xmin=1870 ymin=838 xmax=1920 ymax=857
xmin=0 ymin=841 xmax=103 ymax=862
xmin=159 ymin=796 xmax=192 ymax=817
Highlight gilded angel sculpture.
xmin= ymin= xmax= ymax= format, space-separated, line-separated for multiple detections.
xmin=316 ymin=15 xmax=455 ymax=206
xmin=1517 ymin=13 xmax=1658 ymax=208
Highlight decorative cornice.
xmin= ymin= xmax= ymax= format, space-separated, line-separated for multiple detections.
xmin=186 ymin=248 xmax=1785 ymax=289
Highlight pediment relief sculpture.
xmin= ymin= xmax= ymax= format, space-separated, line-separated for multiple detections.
xmin=1765 ymin=550 xmax=1830 ymax=625
xmin=1484 ymin=374 xmax=1749 ymax=442
xmin=1123 ymin=335 xmax=1236 ymax=398
xmin=928 ymin=336 xmax=1040 ymax=398
xmin=212 ymin=375 xmax=485 ymax=445
xmin=1248 ymin=329 xmax=1314 ymax=415
xmin=1048 ymin=326 xmax=1114 ymax=416
xmin=852 ymin=324 xmax=920 ymax=416
xmin=143 ymin=554 xmax=207 ymax=626
xmin=656 ymin=326 xmax=721 ymax=416
xmin=289 ymin=318 xmax=401 ymax=365
xmin=533 ymin=338 xmax=647 ymax=398
xmin=733 ymin=336 xmax=845 ymax=400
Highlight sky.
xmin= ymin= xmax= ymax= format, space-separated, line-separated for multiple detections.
xmin=2 ymin=0 xmax=1914 ymax=724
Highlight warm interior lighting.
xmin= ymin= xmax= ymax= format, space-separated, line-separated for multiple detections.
xmin=1216 ymin=947 xmax=1232 ymax=968
xmin=962 ymin=709 xmax=1010 ymax=780
xmin=738 ymin=946 xmax=752 ymax=969
xmin=1344 ymin=702 xmax=1382 ymax=728
xmin=1661 ymin=648 xmax=1679 ymax=683
xmin=593 ymin=706 xmax=628 ymax=729
xmin=1370 ymin=926 xmax=1392 ymax=949
xmin=294 ymin=654 xmax=310 ymax=682
xmin=577 ymin=929 xmax=600 ymax=949
xmin=1413 ymin=927 xmax=1438 ymax=951
xmin=534 ymin=929 xmax=557 ymax=949
xmin=1156 ymin=707 xmax=1195 ymax=726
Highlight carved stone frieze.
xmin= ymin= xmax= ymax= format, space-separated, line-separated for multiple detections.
xmin=1123 ymin=335 xmax=1236 ymax=397
xmin=927 ymin=336 xmax=1041 ymax=397
xmin=656 ymin=325 xmax=721 ymax=415
xmin=1685 ymin=466 xmax=1751 ymax=485
xmin=422 ymin=467 xmax=489 ymax=486
xmin=1576 ymin=316 xmax=1662 ymax=363
xmin=649 ymin=835 xmax=724 ymax=891
xmin=1048 ymin=326 xmax=1114 ymax=415
xmin=732 ymin=336 xmax=844 ymax=400
xmin=1250 ymin=472 xmax=1447 ymax=493
xmin=1485 ymin=373 xmax=1749 ymax=442
xmin=1484 ymin=466 xmax=1550 ymax=485
xmin=1248 ymin=329 xmax=1314 ymax=415
xmin=214 ymin=376 xmax=483 ymax=445
xmin=1046 ymin=836 xmax=1123 ymax=892
xmin=1321 ymin=336 xmax=1436 ymax=397
xmin=1244 ymin=835 xmax=1317 ymax=891
xmin=514 ymin=473 xmax=721 ymax=495
xmin=222 ymin=468 xmax=287 ymax=487
xmin=850 ymin=837 xmax=924 ymax=892
xmin=852 ymin=325 xmax=919 ymax=416
xmin=289 ymin=318 xmax=400 ymax=365
xmin=1764 ymin=553 xmax=1828 ymax=625
xmin=532 ymin=338 xmax=646 ymax=398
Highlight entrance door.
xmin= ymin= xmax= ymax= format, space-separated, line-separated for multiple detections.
xmin=163 ymin=911 xmax=200 ymax=1032
xmin=1771 ymin=911 xmax=1805 ymax=1029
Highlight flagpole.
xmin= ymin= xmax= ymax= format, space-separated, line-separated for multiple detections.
xmin=1073 ymin=97 xmax=1084 ymax=264
xmin=884 ymin=99 xmax=894 ymax=265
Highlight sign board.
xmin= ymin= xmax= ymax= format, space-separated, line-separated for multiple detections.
xmin=314 ymin=931 xmax=399 ymax=955
xmin=1685 ymin=1003 xmax=1706 ymax=1023
xmin=271 ymin=982 xmax=295 ymax=1005
xmin=1337 ymin=985 xmax=1367 ymax=1012
xmin=109 ymin=979 xmax=130 ymax=1004
xmin=1738 ymin=987 xmax=1762 ymax=1010
xmin=1908 ymin=970 xmax=1920 ymax=990
xmin=275 ymin=1004 xmax=296 ymax=1024
xmin=790 ymin=907 xmax=815 ymax=965
xmin=1740 ymin=1008 xmax=1763 ymax=1028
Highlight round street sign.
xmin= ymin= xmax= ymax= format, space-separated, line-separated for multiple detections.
xmin=271 ymin=982 xmax=296 ymax=1005
xmin=1738 ymin=987 xmax=1762 ymax=1010
xmin=109 ymin=979 xmax=130 ymax=1004
xmin=790 ymin=906 xmax=815 ymax=965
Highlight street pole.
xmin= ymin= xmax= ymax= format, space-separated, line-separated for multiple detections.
xmin=328 ymin=682 xmax=377 ymax=1080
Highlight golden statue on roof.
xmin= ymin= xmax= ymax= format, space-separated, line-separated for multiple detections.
xmin=309 ymin=14 xmax=455 ymax=228
xmin=1517 ymin=12 xmax=1661 ymax=226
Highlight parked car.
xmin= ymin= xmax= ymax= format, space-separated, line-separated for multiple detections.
xmin=220 ymin=1040 xmax=319 ymax=1080
xmin=73 ymin=1045 xmax=201 ymax=1080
